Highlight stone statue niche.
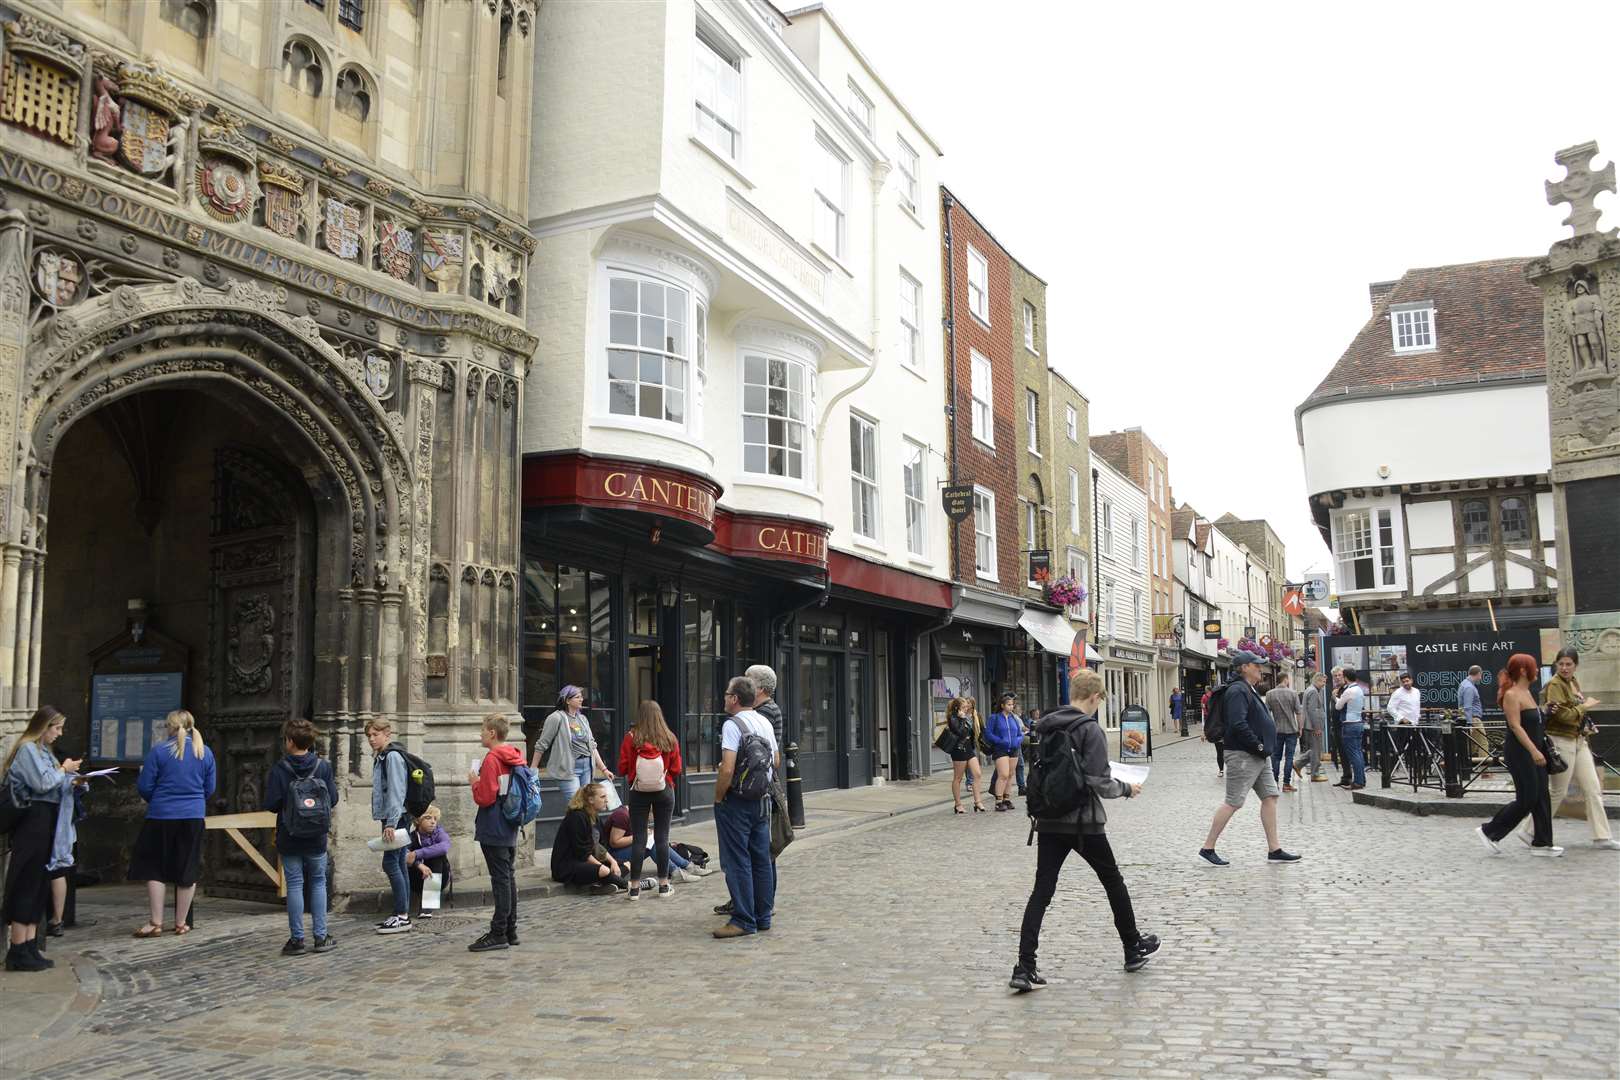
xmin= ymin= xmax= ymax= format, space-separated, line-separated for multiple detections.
xmin=1566 ymin=272 xmax=1610 ymax=384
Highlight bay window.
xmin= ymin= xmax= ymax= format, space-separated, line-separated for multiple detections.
xmin=1332 ymin=507 xmax=1398 ymax=591
xmin=742 ymin=354 xmax=808 ymax=480
xmin=607 ymin=273 xmax=689 ymax=425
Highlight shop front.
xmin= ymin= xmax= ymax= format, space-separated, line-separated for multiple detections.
xmin=929 ymin=587 xmax=1023 ymax=772
xmin=521 ymin=452 xmax=829 ymax=844
xmin=1013 ymin=606 xmax=1081 ymax=716
xmin=1179 ymin=651 xmax=1214 ymax=722
xmin=1099 ymin=641 xmax=1158 ymax=731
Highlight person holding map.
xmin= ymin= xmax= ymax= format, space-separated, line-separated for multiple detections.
xmin=128 ymin=710 xmax=216 ymax=938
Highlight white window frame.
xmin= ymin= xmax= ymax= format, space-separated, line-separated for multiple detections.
xmin=1065 ymin=404 xmax=1078 ymax=441
xmin=1330 ymin=506 xmax=1401 ymax=592
xmin=1068 ymin=468 xmax=1080 ymax=532
xmin=896 ymin=135 xmax=919 ymax=211
xmin=1026 ymin=388 xmax=1039 ymax=457
xmin=966 ymin=244 xmax=989 ymax=325
xmin=846 ymin=78 xmax=873 ymax=135
xmin=973 ymin=486 xmax=998 ymax=581
xmin=740 ymin=352 xmax=811 ymax=481
xmin=850 ymin=413 xmax=880 ymax=542
xmin=1391 ymin=302 xmax=1435 ymax=352
xmin=1066 ymin=546 xmax=1088 ymax=621
xmin=898 ymin=269 xmax=922 ymax=371
xmin=1130 ymin=515 xmax=1141 ymax=567
xmin=970 ymin=349 xmax=993 ymax=446
xmin=605 ymin=270 xmax=692 ymax=428
xmin=1023 ymin=301 xmax=1037 ymax=352
xmin=813 ymin=133 xmax=848 ymax=259
xmin=1132 ymin=588 xmax=1144 ymax=640
xmin=902 ymin=437 xmax=927 ymax=558
xmin=693 ymin=22 xmax=743 ymax=163
xmin=1105 ymin=582 xmax=1116 ymax=638
xmin=1102 ymin=500 xmax=1114 ymax=555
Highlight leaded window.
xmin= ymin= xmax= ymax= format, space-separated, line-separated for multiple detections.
xmin=1461 ymin=498 xmax=1491 ymax=546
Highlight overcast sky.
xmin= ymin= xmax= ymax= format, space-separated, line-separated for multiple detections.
xmin=830 ymin=0 xmax=1618 ymax=583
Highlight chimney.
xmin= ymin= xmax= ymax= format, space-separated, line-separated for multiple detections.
xmin=1368 ymin=280 xmax=1399 ymax=311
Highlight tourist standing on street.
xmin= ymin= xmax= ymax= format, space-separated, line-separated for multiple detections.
xmin=1458 ymin=666 xmax=1486 ymax=766
xmin=941 ymin=697 xmax=987 ymax=814
xmin=552 ymin=783 xmax=628 ymax=893
xmin=1170 ymin=687 xmax=1184 ymax=727
xmin=2 ymin=706 xmax=78 ymax=973
xmin=1200 ymin=684 xmax=1224 ymax=778
xmin=1011 ymin=668 xmax=1159 ymax=992
xmin=406 ymin=805 xmax=451 ymax=918
xmin=263 ymin=717 xmax=338 ymax=956
xmin=468 ymin=712 xmax=526 ymax=952
xmin=533 ymin=686 xmax=613 ymax=804
xmin=1265 ymin=675 xmax=1301 ymax=793
xmin=1198 ymin=652 xmax=1300 ymax=867
xmin=712 ymin=675 xmax=779 ymax=939
xmin=366 ymin=718 xmax=413 ymax=935
xmin=1329 ymin=668 xmax=1346 ymax=771
xmin=1521 ymin=648 xmax=1618 ymax=851
xmin=129 ymin=709 xmax=215 ymax=938
xmin=746 ymin=664 xmax=785 ymax=746
xmin=1299 ymin=672 xmax=1329 ymax=782
xmin=616 ymin=700 xmax=683 ymax=899
xmin=1477 ymin=653 xmax=1562 ymax=857
xmin=986 ymin=693 xmax=1024 ymax=811
xmin=1334 ymin=671 xmax=1367 ymax=790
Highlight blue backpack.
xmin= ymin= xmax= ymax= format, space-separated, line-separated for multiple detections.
xmin=500 ymin=762 xmax=543 ymax=826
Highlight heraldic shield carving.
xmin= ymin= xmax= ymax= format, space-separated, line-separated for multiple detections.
xmin=324 ymin=197 xmax=364 ymax=261
xmin=377 ymin=218 xmax=415 ymax=281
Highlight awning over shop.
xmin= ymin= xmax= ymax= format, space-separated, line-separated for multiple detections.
xmin=1018 ymin=608 xmax=1082 ymax=657
xmin=954 ymin=585 xmax=1023 ymax=629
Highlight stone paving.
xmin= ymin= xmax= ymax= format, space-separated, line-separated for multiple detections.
xmin=3 ymin=737 xmax=1617 ymax=1079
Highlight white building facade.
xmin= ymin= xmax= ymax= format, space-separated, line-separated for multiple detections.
xmin=1091 ymin=454 xmax=1154 ymax=728
xmin=521 ymin=0 xmax=953 ymax=816
xmin=1171 ymin=510 xmax=1219 ymax=710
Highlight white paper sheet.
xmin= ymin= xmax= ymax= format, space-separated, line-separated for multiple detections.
xmin=421 ymin=872 xmax=442 ymax=910
xmin=1110 ymin=761 xmax=1150 ymax=786
xmin=81 ymin=767 xmax=122 ymax=780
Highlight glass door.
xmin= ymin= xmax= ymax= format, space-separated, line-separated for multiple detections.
xmin=796 ymin=650 xmax=842 ymax=791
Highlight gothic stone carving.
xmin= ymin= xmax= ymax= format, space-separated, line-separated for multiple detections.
xmin=226 ymin=592 xmax=276 ymax=695
xmin=1546 ymin=141 xmax=1617 ymax=240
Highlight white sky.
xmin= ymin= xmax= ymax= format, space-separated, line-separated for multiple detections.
xmin=828 ymin=0 xmax=1619 ymax=583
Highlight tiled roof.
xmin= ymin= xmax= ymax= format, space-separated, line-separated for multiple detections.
xmin=1302 ymin=258 xmax=1545 ymax=406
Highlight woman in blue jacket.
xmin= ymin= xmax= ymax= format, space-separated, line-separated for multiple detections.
xmin=128 ymin=709 xmax=216 ymax=938
xmin=986 ymin=694 xmax=1025 ymax=812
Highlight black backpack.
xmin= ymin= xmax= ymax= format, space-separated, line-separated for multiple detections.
xmin=1025 ymin=719 xmax=1090 ymax=827
xmin=730 ymin=716 xmax=774 ymax=800
xmin=279 ymin=760 xmax=333 ymax=840
xmin=1204 ymin=684 xmax=1232 ymax=743
xmin=385 ymin=742 xmax=436 ymax=817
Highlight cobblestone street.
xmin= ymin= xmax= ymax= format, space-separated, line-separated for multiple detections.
xmin=4 ymin=738 xmax=1617 ymax=1080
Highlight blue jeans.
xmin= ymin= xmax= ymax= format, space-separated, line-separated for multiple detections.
xmin=1340 ymin=723 xmax=1366 ymax=786
xmin=1015 ymin=752 xmax=1026 ymax=791
xmin=715 ymin=795 xmax=774 ymax=933
xmin=1272 ymin=732 xmax=1298 ymax=781
xmin=382 ymin=844 xmax=409 ymax=916
xmin=609 ymin=843 xmax=690 ymax=871
xmin=283 ymin=852 xmax=328 ymax=940
xmin=557 ymin=756 xmax=593 ymax=803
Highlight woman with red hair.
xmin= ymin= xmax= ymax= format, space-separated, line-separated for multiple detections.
xmin=1476 ymin=653 xmax=1562 ymax=857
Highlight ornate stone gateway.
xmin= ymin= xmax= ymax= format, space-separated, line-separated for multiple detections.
xmin=205 ymin=448 xmax=314 ymax=900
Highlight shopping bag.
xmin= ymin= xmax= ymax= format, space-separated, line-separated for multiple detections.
xmin=421 ymin=872 xmax=442 ymax=911
xmin=599 ymin=779 xmax=623 ymax=812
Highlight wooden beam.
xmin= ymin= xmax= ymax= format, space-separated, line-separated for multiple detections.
xmin=204 ymin=811 xmax=278 ymax=830
xmin=222 ymin=826 xmax=285 ymax=896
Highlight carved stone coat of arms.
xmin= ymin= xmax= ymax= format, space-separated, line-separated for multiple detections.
xmin=323 ymin=197 xmax=364 ymax=261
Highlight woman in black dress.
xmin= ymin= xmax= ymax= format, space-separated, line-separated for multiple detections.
xmin=1477 ymin=652 xmax=1561 ymax=857
xmin=2 ymin=705 xmax=79 ymax=973
xmin=550 ymin=783 xmax=629 ymax=894
xmin=942 ymin=697 xmax=987 ymax=814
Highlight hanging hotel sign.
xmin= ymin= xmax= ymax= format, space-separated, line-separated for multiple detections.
xmin=1203 ymin=619 xmax=1222 ymax=640
xmin=941 ymin=484 xmax=974 ymax=522
xmin=1028 ymin=549 xmax=1051 ymax=583
xmin=1152 ymin=614 xmax=1177 ymax=641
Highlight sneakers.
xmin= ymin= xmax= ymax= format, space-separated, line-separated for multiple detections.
xmin=417 ymin=911 xmax=434 ymax=920
xmin=506 ymin=930 xmax=520 ymax=946
xmin=1124 ymin=934 xmax=1162 ymax=973
xmin=712 ymin=923 xmax=752 ymax=939
xmin=1594 ymin=838 xmax=1620 ymax=850
xmin=687 ymin=863 xmax=715 ymax=877
xmin=376 ymin=915 xmax=412 ymax=935
xmin=658 ymin=882 xmax=674 ymax=898
xmin=1008 ymin=963 xmax=1047 ymax=992
xmin=590 ymin=882 xmax=620 ymax=895
xmin=313 ymin=935 xmax=337 ymax=953
xmin=1475 ymin=825 xmax=1503 ymax=855
xmin=1529 ymin=845 xmax=1565 ymax=857
xmin=627 ymin=884 xmax=641 ymax=901
xmin=671 ymin=867 xmax=700 ymax=883
xmin=1515 ymin=830 xmax=1534 ymax=848
xmin=1311 ymin=775 xmax=1330 ymax=782
xmin=714 ymin=900 xmax=734 ymax=916
xmin=1198 ymin=848 xmax=1229 ymax=867
xmin=468 ymin=931 xmax=509 ymax=952
xmin=45 ymin=921 xmax=64 ymax=938
xmin=1267 ymin=849 xmax=1302 ymax=864
xmin=281 ymin=937 xmax=307 ymax=956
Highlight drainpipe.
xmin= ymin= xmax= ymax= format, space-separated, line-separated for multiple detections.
xmin=1090 ymin=467 xmax=1101 ymax=663
xmin=941 ymin=188 xmax=960 ymax=579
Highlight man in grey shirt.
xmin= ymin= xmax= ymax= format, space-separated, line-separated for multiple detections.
xmin=1299 ymin=672 xmax=1328 ymax=781
xmin=1264 ymin=676 xmax=1302 ymax=793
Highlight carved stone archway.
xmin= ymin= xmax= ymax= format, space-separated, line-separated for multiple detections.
xmin=8 ymin=277 xmax=421 ymax=755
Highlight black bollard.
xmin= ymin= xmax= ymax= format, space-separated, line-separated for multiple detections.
xmin=785 ymin=742 xmax=805 ymax=828
xmin=1376 ymin=721 xmax=1393 ymax=788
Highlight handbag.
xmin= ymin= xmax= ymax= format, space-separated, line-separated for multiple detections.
xmin=933 ymin=724 xmax=959 ymax=753
xmin=0 ymin=775 xmax=28 ymax=835
xmin=1543 ymin=740 xmax=1569 ymax=775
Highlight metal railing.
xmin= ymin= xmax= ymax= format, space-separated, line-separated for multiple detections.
xmin=1370 ymin=712 xmax=1507 ymax=797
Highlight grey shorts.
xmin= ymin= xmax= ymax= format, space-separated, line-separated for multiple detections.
xmin=1224 ymin=748 xmax=1280 ymax=808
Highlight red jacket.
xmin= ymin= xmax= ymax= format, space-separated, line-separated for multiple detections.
xmin=472 ymin=743 xmax=526 ymax=807
xmin=617 ymin=734 xmax=682 ymax=788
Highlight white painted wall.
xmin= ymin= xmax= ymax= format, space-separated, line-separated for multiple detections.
xmin=1093 ymin=456 xmax=1149 ymax=644
xmin=1299 ymin=382 xmax=1548 ymax=495
xmin=1405 ymin=500 xmax=1453 ymax=549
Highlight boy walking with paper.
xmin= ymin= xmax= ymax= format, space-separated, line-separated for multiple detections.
xmin=467 ymin=713 xmax=526 ymax=953
xmin=264 ymin=718 xmax=338 ymax=956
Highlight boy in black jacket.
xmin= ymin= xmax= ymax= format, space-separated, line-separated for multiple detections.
xmin=1012 ymin=669 xmax=1159 ymax=992
xmin=264 ymin=718 xmax=339 ymax=956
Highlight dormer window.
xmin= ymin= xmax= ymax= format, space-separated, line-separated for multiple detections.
xmin=1391 ymin=302 xmax=1435 ymax=352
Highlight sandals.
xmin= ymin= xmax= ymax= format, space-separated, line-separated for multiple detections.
xmin=133 ymin=924 xmax=163 ymax=938
xmin=973 ymin=802 xmax=986 ymax=813
xmin=953 ymin=805 xmax=966 ymax=814
xmin=171 ymin=924 xmax=191 ymax=936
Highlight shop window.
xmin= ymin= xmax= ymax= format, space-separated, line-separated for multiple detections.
xmin=607 ymin=273 xmax=689 ymax=425
xmin=1461 ymin=498 xmax=1490 ymax=546
xmin=1499 ymin=497 xmax=1530 ymax=544
xmin=684 ymin=592 xmax=725 ymax=774
xmin=742 ymin=354 xmax=808 ymax=479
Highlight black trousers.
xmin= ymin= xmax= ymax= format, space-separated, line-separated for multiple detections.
xmin=1483 ymin=739 xmax=1552 ymax=846
xmin=628 ymin=787 xmax=675 ymax=881
xmin=1213 ymin=740 xmax=1225 ymax=770
xmin=480 ymin=843 xmax=517 ymax=935
xmin=1019 ymin=831 xmax=1138 ymax=967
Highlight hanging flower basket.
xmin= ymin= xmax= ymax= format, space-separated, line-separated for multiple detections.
xmin=1046 ymin=575 xmax=1085 ymax=608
